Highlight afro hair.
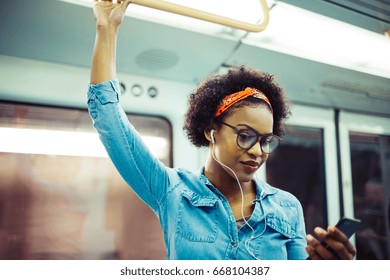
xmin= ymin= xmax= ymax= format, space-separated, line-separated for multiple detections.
xmin=183 ymin=65 xmax=291 ymax=148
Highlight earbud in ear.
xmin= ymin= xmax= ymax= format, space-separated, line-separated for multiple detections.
xmin=210 ymin=130 xmax=215 ymax=144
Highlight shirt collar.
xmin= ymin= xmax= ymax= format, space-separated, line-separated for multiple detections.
xmin=197 ymin=167 xmax=277 ymax=200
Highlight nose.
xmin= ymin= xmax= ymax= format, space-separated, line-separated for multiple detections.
xmin=247 ymin=140 xmax=263 ymax=157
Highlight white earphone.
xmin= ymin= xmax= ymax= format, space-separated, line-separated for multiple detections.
xmin=209 ymin=127 xmax=266 ymax=260
xmin=210 ymin=129 xmax=215 ymax=144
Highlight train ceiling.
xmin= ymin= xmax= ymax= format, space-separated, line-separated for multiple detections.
xmin=0 ymin=0 xmax=389 ymax=116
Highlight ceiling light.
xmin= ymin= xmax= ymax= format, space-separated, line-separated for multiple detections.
xmin=244 ymin=3 xmax=390 ymax=79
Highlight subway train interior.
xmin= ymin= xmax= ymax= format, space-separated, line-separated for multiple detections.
xmin=0 ymin=0 xmax=389 ymax=260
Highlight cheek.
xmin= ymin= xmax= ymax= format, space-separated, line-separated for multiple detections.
xmin=215 ymin=138 xmax=239 ymax=161
xmin=218 ymin=147 xmax=245 ymax=167
xmin=260 ymin=154 xmax=269 ymax=165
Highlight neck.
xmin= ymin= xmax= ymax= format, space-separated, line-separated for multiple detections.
xmin=204 ymin=152 xmax=253 ymax=201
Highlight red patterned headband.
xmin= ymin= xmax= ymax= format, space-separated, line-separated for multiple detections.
xmin=214 ymin=87 xmax=273 ymax=117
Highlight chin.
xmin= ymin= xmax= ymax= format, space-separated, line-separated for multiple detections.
xmin=238 ymin=172 xmax=256 ymax=183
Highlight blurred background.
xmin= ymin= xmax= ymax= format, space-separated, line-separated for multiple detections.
xmin=0 ymin=0 xmax=389 ymax=259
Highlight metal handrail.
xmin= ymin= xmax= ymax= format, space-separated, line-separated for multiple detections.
xmin=100 ymin=0 xmax=270 ymax=32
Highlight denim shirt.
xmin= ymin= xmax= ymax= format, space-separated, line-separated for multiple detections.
xmin=87 ymin=80 xmax=309 ymax=260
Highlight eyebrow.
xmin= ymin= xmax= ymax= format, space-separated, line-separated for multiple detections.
xmin=235 ymin=123 xmax=273 ymax=136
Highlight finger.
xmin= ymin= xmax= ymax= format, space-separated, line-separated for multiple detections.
xmin=305 ymin=235 xmax=322 ymax=260
xmin=305 ymin=233 xmax=335 ymax=260
xmin=327 ymin=227 xmax=357 ymax=258
xmin=120 ymin=0 xmax=132 ymax=9
xmin=305 ymin=233 xmax=319 ymax=247
xmin=328 ymin=227 xmax=356 ymax=253
xmin=305 ymin=245 xmax=322 ymax=260
xmin=312 ymin=228 xmax=338 ymax=259
xmin=316 ymin=227 xmax=355 ymax=260
xmin=327 ymin=226 xmax=349 ymax=242
xmin=115 ymin=0 xmax=132 ymax=16
xmin=94 ymin=0 xmax=117 ymax=6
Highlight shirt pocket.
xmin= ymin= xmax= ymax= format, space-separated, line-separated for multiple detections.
xmin=266 ymin=215 xmax=296 ymax=239
xmin=176 ymin=192 xmax=219 ymax=243
xmin=252 ymin=215 xmax=296 ymax=259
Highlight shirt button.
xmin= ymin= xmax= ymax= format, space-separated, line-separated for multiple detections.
xmin=231 ymin=241 xmax=238 ymax=247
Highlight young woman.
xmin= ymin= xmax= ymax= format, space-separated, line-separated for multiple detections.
xmin=88 ymin=0 xmax=357 ymax=260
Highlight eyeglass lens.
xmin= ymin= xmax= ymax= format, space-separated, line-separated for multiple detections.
xmin=237 ymin=130 xmax=279 ymax=153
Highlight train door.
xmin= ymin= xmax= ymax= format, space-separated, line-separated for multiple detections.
xmin=339 ymin=112 xmax=390 ymax=260
xmin=265 ymin=105 xmax=340 ymax=235
xmin=0 ymin=102 xmax=171 ymax=259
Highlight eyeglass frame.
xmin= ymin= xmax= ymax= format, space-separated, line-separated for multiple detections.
xmin=217 ymin=121 xmax=281 ymax=154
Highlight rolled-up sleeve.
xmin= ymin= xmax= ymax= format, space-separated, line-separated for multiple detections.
xmin=87 ymin=79 xmax=169 ymax=212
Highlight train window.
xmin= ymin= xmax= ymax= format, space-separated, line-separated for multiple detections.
xmin=0 ymin=102 xmax=170 ymax=259
xmin=349 ymin=132 xmax=390 ymax=260
xmin=265 ymin=125 xmax=327 ymax=235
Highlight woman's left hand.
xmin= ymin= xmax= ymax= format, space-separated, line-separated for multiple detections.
xmin=306 ymin=226 xmax=357 ymax=260
xmin=94 ymin=0 xmax=132 ymax=29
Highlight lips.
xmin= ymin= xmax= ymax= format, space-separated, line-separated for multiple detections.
xmin=242 ymin=160 xmax=260 ymax=167
xmin=241 ymin=160 xmax=261 ymax=171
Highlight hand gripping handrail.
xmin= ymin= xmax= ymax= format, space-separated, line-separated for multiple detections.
xmin=100 ymin=0 xmax=270 ymax=32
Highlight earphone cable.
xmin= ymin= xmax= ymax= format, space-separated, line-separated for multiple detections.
xmin=211 ymin=140 xmax=267 ymax=259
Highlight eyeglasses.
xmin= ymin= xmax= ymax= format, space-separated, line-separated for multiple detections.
xmin=218 ymin=121 xmax=281 ymax=154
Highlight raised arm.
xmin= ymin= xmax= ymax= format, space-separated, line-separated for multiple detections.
xmin=88 ymin=0 xmax=171 ymax=212
xmin=90 ymin=0 xmax=132 ymax=84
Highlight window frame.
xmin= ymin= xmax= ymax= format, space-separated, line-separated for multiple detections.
xmin=266 ymin=104 xmax=340 ymax=226
xmin=339 ymin=112 xmax=390 ymax=254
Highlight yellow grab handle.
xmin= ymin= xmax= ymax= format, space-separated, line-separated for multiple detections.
xmin=129 ymin=0 xmax=270 ymax=32
xmin=132 ymin=0 xmax=269 ymax=32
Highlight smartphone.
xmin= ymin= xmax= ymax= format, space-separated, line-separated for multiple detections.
xmin=307 ymin=217 xmax=361 ymax=259
xmin=334 ymin=217 xmax=361 ymax=238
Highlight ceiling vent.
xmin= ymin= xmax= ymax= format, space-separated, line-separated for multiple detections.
xmin=136 ymin=48 xmax=179 ymax=71
xmin=321 ymin=80 xmax=390 ymax=101
xmin=324 ymin=0 xmax=390 ymax=24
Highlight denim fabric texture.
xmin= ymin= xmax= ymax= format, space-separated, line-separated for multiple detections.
xmin=87 ymin=80 xmax=309 ymax=260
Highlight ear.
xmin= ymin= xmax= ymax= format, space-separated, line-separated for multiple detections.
xmin=211 ymin=130 xmax=216 ymax=144
xmin=204 ymin=129 xmax=212 ymax=142
xmin=205 ymin=123 xmax=218 ymax=143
